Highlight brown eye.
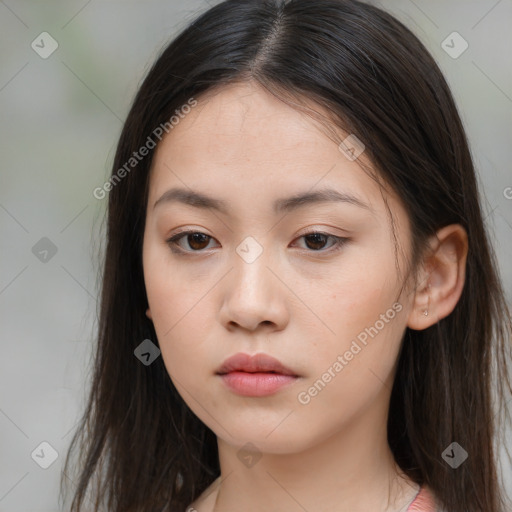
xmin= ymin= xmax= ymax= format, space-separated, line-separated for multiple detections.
xmin=303 ymin=233 xmax=330 ymax=251
xmin=294 ymin=232 xmax=348 ymax=253
xmin=167 ymin=231 xmax=215 ymax=253
xmin=185 ymin=233 xmax=211 ymax=251
xmin=166 ymin=230 xmax=348 ymax=255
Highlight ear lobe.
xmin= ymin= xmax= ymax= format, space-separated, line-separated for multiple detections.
xmin=407 ymin=224 xmax=468 ymax=331
xmin=146 ymin=308 xmax=153 ymax=320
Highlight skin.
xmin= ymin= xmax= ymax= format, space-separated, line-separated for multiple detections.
xmin=142 ymin=81 xmax=468 ymax=512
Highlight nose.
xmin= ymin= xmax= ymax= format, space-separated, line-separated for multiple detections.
xmin=219 ymin=243 xmax=290 ymax=333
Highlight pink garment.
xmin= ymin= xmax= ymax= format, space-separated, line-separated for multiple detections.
xmin=407 ymin=486 xmax=437 ymax=511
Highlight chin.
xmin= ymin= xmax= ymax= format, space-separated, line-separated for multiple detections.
xmin=215 ymin=422 xmax=317 ymax=456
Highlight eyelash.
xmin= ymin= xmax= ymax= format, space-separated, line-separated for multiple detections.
xmin=165 ymin=229 xmax=349 ymax=255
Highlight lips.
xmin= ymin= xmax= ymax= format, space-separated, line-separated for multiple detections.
xmin=216 ymin=352 xmax=298 ymax=376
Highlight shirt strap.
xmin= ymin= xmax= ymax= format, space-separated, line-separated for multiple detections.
xmin=407 ymin=485 xmax=437 ymax=511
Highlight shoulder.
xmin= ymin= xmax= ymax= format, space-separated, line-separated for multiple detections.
xmin=185 ymin=476 xmax=221 ymax=512
xmin=407 ymin=485 xmax=445 ymax=512
xmin=407 ymin=484 xmax=447 ymax=512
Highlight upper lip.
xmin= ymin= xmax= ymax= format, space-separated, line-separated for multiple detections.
xmin=216 ymin=352 xmax=298 ymax=376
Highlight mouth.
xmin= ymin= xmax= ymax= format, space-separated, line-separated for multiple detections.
xmin=216 ymin=352 xmax=300 ymax=397
xmin=217 ymin=371 xmax=299 ymax=396
xmin=216 ymin=369 xmax=295 ymax=376
xmin=216 ymin=352 xmax=299 ymax=377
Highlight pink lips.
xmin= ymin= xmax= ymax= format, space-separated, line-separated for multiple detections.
xmin=216 ymin=352 xmax=299 ymax=397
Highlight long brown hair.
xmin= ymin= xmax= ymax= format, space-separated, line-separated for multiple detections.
xmin=61 ymin=1 xmax=512 ymax=510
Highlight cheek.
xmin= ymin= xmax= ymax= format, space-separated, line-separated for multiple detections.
xmin=298 ymin=251 xmax=405 ymax=403
xmin=150 ymin=298 xmax=215 ymax=408
xmin=143 ymin=245 xmax=206 ymax=369
xmin=147 ymin=281 xmax=211 ymax=373
xmin=294 ymin=311 xmax=405 ymax=444
xmin=144 ymin=235 xmax=209 ymax=330
xmin=318 ymin=257 xmax=401 ymax=351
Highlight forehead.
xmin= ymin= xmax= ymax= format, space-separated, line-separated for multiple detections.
xmin=147 ymin=81 xmax=398 ymax=219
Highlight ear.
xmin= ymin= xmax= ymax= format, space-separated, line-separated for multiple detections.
xmin=146 ymin=308 xmax=153 ymax=320
xmin=407 ymin=224 xmax=468 ymax=330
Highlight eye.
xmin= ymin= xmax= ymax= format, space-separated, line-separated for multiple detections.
xmin=166 ymin=230 xmax=349 ymax=254
xmin=293 ymin=232 xmax=348 ymax=252
xmin=166 ymin=231 xmax=217 ymax=253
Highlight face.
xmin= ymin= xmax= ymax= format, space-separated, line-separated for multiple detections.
xmin=142 ymin=81 xmax=416 ymax=454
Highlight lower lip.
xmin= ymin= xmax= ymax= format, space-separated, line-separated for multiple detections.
xmin=219 ymin=371 xmax=298 ymax=396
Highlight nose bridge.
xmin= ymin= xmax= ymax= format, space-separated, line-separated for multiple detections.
xmin=233 ymin=234 xmax=274 ymax=297
xmin=220 ymin=234 xmax=286 ymax=330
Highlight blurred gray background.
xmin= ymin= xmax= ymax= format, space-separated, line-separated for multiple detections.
xmin=0 ymin=0 xmax=511 ymax=510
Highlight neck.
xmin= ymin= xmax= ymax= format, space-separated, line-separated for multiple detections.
xmin=212 ymin=400 xmax=418 ymax=512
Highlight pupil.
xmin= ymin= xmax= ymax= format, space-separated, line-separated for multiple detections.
xmin=189 ymin=233 xmax=209 ymax=250
xmin=306 ymin=233 xmax=326 ymax=250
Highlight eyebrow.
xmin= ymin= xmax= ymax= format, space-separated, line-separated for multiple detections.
xmin=153 ymin=187 xmax=373 ymax=215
